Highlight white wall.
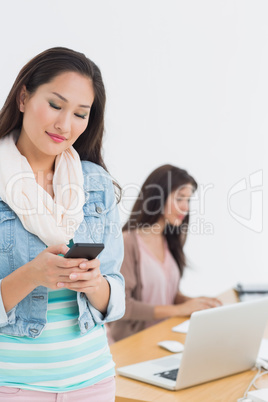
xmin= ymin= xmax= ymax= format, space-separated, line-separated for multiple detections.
xmin=1 ymin=0 xmax=266 ymax=296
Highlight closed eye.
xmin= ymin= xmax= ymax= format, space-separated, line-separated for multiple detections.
xmin=74 ymin=113 xmax=87 ymax=119
xmin=49 ymin=102 xmax=61 ymax=110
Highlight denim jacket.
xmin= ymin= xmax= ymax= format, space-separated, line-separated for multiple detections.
xmin=0 ymin=161 xmax=125 ymax=338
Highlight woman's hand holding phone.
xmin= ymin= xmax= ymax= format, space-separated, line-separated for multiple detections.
xmin=62 ymin=242 xmax=110 ymax=314
xmin=27 ymin=244 xmax=87 ymax=290
xmin=58 ymin=255 xmax=102 ymax=293
xmin=58 ymin=243 xmax=105 ymax=293
xmin=28 ymin=243 xmax=105 ymax=292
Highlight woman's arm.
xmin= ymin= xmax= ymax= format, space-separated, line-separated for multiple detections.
xmin=83 ymin=179 xmax=125 ymax=321
xmin=174 ymin=290 xmax=192 ymax=304
xmin=119 ymin=231 xmax=155 ymax=321
xmin=0 ymin=243 xmax=87 ymax=317
xmin=119 ymin=234 xmax=223 ymax=322
xmin=154 ymin=297 xmax=222 ymax=319
xmin=60 ymin=171 xmax=125 ymax=322
xmin=108 ymin=229 xmax=222 ymax=323
xmin=1 ymin=264 xmax=37 ymax=315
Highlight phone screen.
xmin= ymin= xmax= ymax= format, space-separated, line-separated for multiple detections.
xmin=64 ymin=243 xmax=104 ymax=259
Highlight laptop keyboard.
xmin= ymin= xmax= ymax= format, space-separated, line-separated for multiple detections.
xmin=154 ymin=368 xmax=179 ymax=381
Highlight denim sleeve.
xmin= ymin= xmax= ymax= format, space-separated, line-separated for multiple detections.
xmin=0 ymin=279 xmax=16 ymax=327
xmin=87 ymin=180 xmax=125 ymax=324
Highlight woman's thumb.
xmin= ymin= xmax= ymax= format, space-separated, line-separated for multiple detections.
xmin=46 ymin=243 xmax=69 ymax=255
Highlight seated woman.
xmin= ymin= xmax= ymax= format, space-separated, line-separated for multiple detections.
xmin=108 ymin=164 xmax=222 ymax=342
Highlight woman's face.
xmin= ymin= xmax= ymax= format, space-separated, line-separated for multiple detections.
xmin=163 ymin=184 xmax=193 ymax=226
xmin=18 ymin=71 xmax=94 ymax=158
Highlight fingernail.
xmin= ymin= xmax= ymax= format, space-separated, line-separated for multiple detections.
xmin=70 ymin=273 xmax=77 ymax=280
xmin=80 ymin=263 xmax=87 ymax=268
xmin=57 ymin=282 xmax=65 ymax=288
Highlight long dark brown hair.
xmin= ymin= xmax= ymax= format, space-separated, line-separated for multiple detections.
xmin=123 ymin=164 xmax=197 ymax=275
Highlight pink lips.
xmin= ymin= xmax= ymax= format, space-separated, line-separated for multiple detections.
xmin=46 ymin=132 xmax=66 ymax=143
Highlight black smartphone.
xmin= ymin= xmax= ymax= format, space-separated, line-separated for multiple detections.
xmin=64 ymin=243 xmax=104 ymax=259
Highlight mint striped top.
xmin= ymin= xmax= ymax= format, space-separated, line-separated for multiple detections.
xmin=0 ymin=288 xmax=115 ymax=392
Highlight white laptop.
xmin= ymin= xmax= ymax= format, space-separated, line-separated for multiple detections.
xmin=117 ymin=297 xmax=268 ymax=391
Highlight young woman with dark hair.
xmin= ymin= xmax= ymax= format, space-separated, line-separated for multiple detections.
xmin=0 ymin=47 xmax=124 ymax=401
xmin=108 ymin=164 xmax=221 ymax=342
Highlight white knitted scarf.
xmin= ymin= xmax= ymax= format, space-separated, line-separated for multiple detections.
xmin=0 ymin=131 xmax=85 ymax=246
